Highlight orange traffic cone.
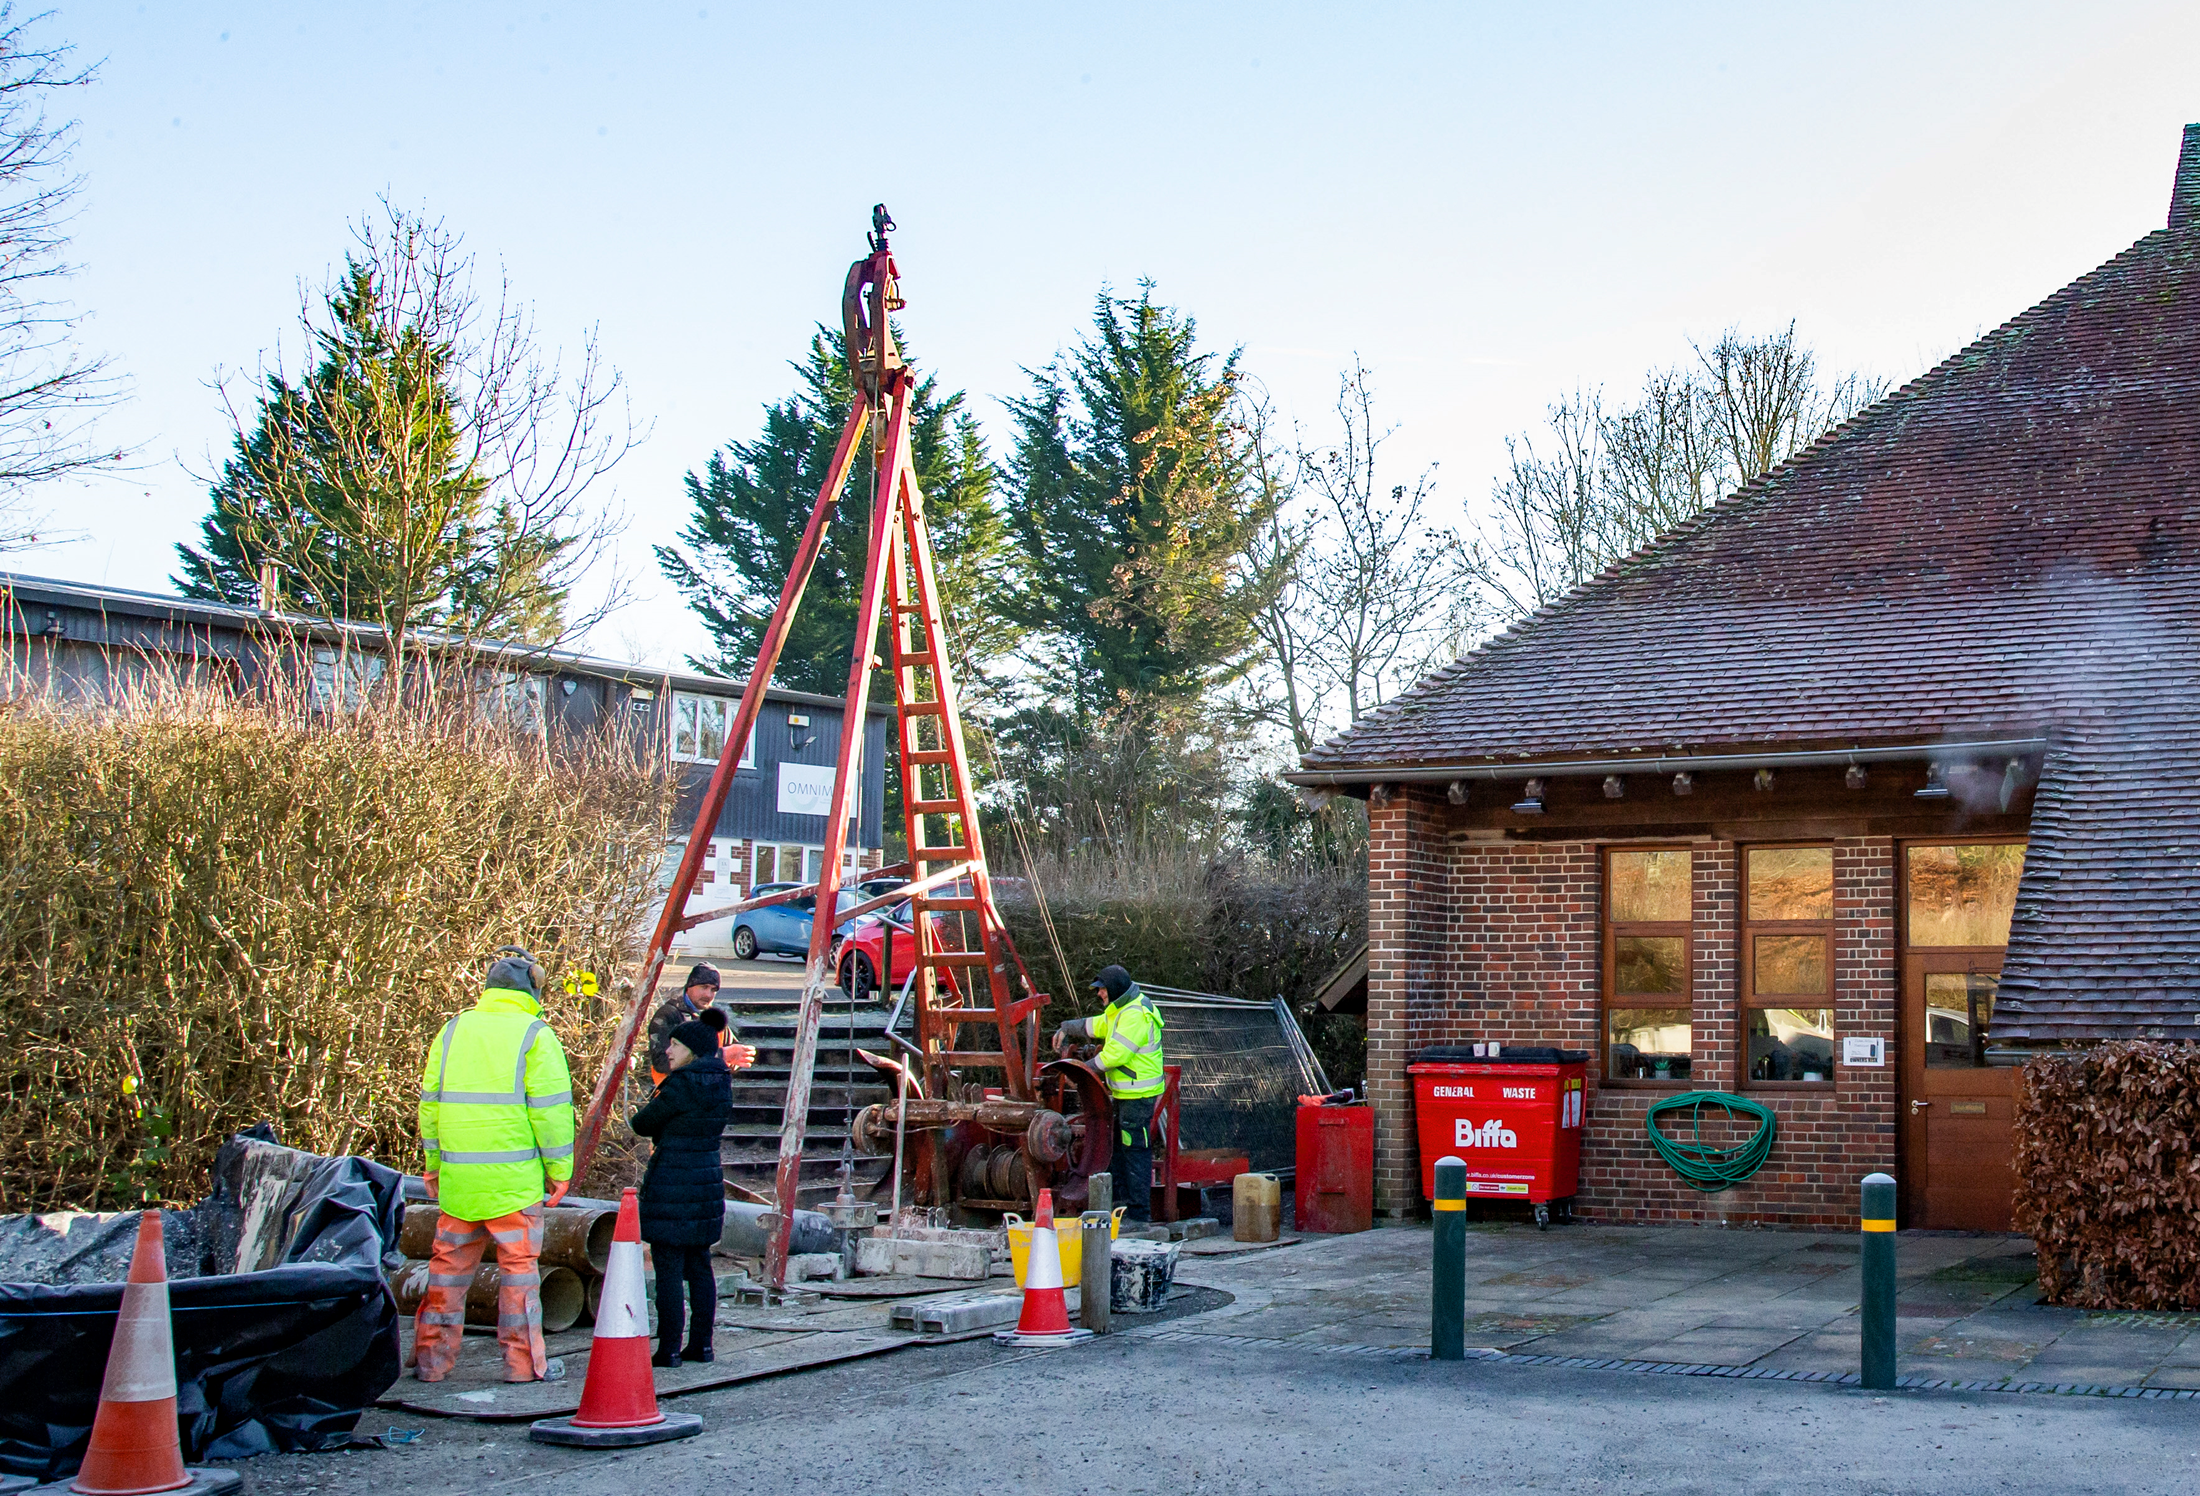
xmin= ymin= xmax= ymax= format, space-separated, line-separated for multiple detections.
xmin=994 ymin=1190 xmax=1094 ymax=1347
xmin=528 ymin=1189 xmax=701 ymax=1449
xmin=58 ymin=1211 xmax=239 ymax=1495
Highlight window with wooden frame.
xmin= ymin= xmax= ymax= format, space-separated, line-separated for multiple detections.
xmin=1604 ymin=847 xmax=1692 ymax=1082
xmin=1742 ymin=845 xmax=1836 ymax=1085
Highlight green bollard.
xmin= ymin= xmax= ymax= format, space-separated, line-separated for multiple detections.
xmin=1861 ymin=1171 xmax=1897 ymax=1390
xmin=1432 ymin=1156 xmax=1466 ymax=1361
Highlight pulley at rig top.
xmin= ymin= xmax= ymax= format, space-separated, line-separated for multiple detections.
xmin=569 ymin=204 xmax=1114 ymax=1286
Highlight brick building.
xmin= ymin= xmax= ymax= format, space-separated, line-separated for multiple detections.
xmin=1289 ymin=125 xmax=2200 ymax=1232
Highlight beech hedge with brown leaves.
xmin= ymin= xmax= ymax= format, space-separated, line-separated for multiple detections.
xmin=2013 ymin=1041 xmax=2200 ymax=1310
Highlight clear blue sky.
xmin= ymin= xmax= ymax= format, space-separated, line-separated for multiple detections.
xmin=30 ymin=0 xmax=2200 ymax=666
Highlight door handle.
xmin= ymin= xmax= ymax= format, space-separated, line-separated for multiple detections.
xmin=1911 ymin=1099 xmax=1931 ymax=1114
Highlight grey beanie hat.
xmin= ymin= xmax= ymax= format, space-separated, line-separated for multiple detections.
xmin=487 ymin=954 xmax=542 ymax=996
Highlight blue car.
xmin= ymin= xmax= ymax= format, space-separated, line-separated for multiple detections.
xmin=731 ymin=883 xmax=859 ymax=960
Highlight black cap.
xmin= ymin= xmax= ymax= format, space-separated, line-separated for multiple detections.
xmin=685 ymin=963 xmax=721 ymax=992
xmin=668 ymin=1018 xmax=724 ymax=1061
xmin=1092 ymin=965 xmax=1132 ymax=1001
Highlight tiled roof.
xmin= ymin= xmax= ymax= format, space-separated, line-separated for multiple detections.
xmin=1301 ymin=161 xmax=2200 ymax=1040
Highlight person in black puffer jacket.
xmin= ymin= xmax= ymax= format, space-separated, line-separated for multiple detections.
xmin=630 ymin=1005 xmax=734 ymax=1367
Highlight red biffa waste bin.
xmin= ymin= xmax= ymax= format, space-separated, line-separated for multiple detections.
xmin=1407 ymin=1045 xmax=1587 ymax=1228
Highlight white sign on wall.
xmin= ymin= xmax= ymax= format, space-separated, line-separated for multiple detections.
xmin=1843 ymin=1037 xmax=1887 ymax=1067
xmin=777 ymin=762 xmax=838 ymax=817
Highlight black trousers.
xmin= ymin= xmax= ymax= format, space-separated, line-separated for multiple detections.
xmin=652 ymin=1243 xmax=715 ymax=1354
xmin=1111 ymin=1095 xmax=1156 ymax=1223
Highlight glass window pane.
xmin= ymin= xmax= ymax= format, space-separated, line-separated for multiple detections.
xmin=1610 ymin=850 xmax=1690 ymax=923
xmin=1753 ymin=934 xmax=1828 ymax=996
xmin=1924 ymin=971 xmax=1998 ymax=1068
xmin=1615 ymin=935 xmax=1687 ymax=995
xmin=1747 ymin=1008 xmax=1835 ymax=1081
xmin=1907 ymin=844 xmax=2026 ymax=947
xmin=1608 ymin=1008 xmax=1691 ymax=1080
xmin=1748 ymin=846 xmax=1833 ymax=921
xmin=753 ymin=845 xmax=777 ymax=884
xmin=673 ymin=697 xmax=698 ymax=759
xmin=698 ymin=698 xmax=728 ymax=761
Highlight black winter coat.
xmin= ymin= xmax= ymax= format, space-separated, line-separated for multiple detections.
xmin=630 ymin=1046 xmax=734 ymax=1247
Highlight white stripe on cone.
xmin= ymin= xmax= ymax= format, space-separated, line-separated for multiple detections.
xmin=1025 ymin=1224 xmax=1065 ymax=1291
xmin=594 ymin=1239 xmax=648 ymax=1341
xmin=100 ymin=1277 xmax=178 ymax=1403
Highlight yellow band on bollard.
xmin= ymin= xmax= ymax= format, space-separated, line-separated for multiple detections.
xmin=1861 ymin=1219 xmax=1895 ymax=1232
xmin=1432 ymin=1199 xmax=1465 ymax=1212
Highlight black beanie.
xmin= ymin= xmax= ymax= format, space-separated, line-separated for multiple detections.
xmin=668 ymin=1017 xmax=723 ymax=1061
xmin=1093 ymin=965 xmax=1133 ymax=1001
xmin=685 ymin=963 xmax=721 ymax=992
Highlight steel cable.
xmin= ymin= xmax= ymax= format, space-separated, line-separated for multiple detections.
xmin=1644 ymin=1091 xmax=1778 ymax=1192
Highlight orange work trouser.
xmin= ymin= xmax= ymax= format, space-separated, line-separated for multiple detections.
xmin=411 ymin=1207 xmax=547 ymax=1382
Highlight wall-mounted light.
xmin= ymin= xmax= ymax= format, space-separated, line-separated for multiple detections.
xmin=1446 ymin=780 xmax=1469 ymax=805
xmin=1511 ymin=778 xmax=1547 ymax=815
xmin=1845 ymin=763 xmax=1868 ymax=790
xmin=41 ymin=609 xmax=63 ymax=638
xmin=559 ymin=678 xmax=577 ymax=697
xmin=1671 ymin=772 xmax=1693 ymax=797
xmin=1753 ymin=768 xmax=1777 ymax=793
xmin=1368 ymin=782 xmax=1395 ymax=808
xmin=1998 ymin=756 xmax=2027 ymax=812
xmin=1915 ymin=762 xmax=1951 ymax=800
xmin=1602 ymin=775 xmax=1626 ymax=800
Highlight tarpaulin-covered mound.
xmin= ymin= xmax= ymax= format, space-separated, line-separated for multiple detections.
xmin=0 ymin=1129 xmax=403 ymax=1481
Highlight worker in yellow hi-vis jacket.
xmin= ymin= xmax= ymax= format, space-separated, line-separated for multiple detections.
xmin=413 ymin=947 xmax=575 ymax=1383
xmin=1053 ymin=964 xmax=1166 ymax=1224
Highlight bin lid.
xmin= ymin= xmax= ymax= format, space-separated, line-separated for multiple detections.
xmin=1412 ymin=1044 xmax=1588 ymax=1065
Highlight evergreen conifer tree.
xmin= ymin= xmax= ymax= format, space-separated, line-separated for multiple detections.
xmin=656 ymin=331 xmax=1016 ymax=696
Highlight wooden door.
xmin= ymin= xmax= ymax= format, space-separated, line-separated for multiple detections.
xmin=1900 ymin=953 xmax=2018 ymax=1229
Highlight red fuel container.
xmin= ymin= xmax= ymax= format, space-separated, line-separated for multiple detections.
xmin=1407 ymin=1046 xmax=1587 ymax=1226
xmin=1294 ymin=1101 xmax=1373 ymax=1233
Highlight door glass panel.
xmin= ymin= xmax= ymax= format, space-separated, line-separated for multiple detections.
xmin=753 ymin=845 xmax=777 ymax=884
xmin=1753 ymin=934 xmax=1829 ymax=996
xmin=1924 ymin=971 xmax=1998 ymax=1068
xmin=1609 ymin=850 xmax=1691 ymax=922
xmin=1747 ymin=1008 xmax=1835 ymax=1081
xmin=1615 ymin=935 xmax=1686 ymax=994
xmin=1907 ymin=844 xmax=2026 ymax=947
xmin=1608 ymin=1008 xmax=1691 ymax=1079
xmin=1747 ymin=847 xmax=1833 ymax=921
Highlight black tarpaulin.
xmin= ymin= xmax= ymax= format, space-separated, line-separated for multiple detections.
xmin=0 ymin=1131 xmax=404 ymax=1481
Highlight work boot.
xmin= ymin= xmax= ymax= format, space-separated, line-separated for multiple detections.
xmin=652 ymin=1346 xmax=681 ymax=1369
xmin=682 ymin=1343 xmax=714 ymax=1364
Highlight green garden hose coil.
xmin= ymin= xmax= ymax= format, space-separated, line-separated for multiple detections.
xmin=1644 ymin=1091 xmax=1777 ymax=1192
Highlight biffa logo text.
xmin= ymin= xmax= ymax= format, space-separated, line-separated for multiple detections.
xmin=1452 ymin=1118 xmax=1518 ymax=1148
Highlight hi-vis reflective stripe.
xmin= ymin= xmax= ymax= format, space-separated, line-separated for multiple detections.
xmin=1861 ymin=1218 xmax=1895 ymax=1232
xmin=438 ymin=1142 xmax=573 ymax=1164
xmin=101 ymin=1279 xmax=177 ymax=1403
xmin=1116 ymin=999 xmax=1163 ymax=1055
xmin=593 ymin=1240 xmax=648 ymax=1340
xmin=423 ymin=1018 xmax=558 ymax=1108
xmin=1432 ymin=1199 xmax=1465 ymax=1212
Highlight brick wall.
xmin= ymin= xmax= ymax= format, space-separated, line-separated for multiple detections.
xmin=1367 ymin=830 xmax=1900 ymax=1228
xmin=1366 ymin=787 xmax=1451 ymax=1219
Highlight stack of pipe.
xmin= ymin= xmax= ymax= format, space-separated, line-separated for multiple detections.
xmin=387 ymin=1203 xmax=614 ymax=1334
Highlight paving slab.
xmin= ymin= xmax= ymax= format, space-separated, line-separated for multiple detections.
xmin=1170 ymin=1220 xmax=2200 ymax=1391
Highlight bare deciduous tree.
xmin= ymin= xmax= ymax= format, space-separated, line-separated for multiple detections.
xmin=1470 ymin=327 xmax=1888 ymax=619
xmin=1250 ymin=362 xmax=1470 ymax=750
xmin=0 ymin=7 xmax=124 ymax=550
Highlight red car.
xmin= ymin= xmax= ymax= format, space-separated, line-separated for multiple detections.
xmin=834 ymin=893 xmax=978 ymax=1000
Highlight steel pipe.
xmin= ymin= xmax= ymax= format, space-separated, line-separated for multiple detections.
xmin=399 ymin=1203 xmax=615 ymax=1275
xmin=388 ymin=1258 xmax=587 ymax=1335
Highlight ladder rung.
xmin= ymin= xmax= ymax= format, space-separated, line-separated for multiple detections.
xmin=921 ymin=950 xmax=993 ymax=966
xmin=898 ymin=701 xmax=946 ymax=717
xmin=906 ymin=749 xmax=955 ymax=765
xmin=894 ymin=653 xmax=937 ymax=668
xmin=936 ymin=1051 xmax=1009 ymax=1066
xmin=913 ymin=896 xmax=981 ymax=912
xmin=910 ymin=799 xmax=967 ymax=816
xmin=911 ymin=845 xmax=971 ymax=861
